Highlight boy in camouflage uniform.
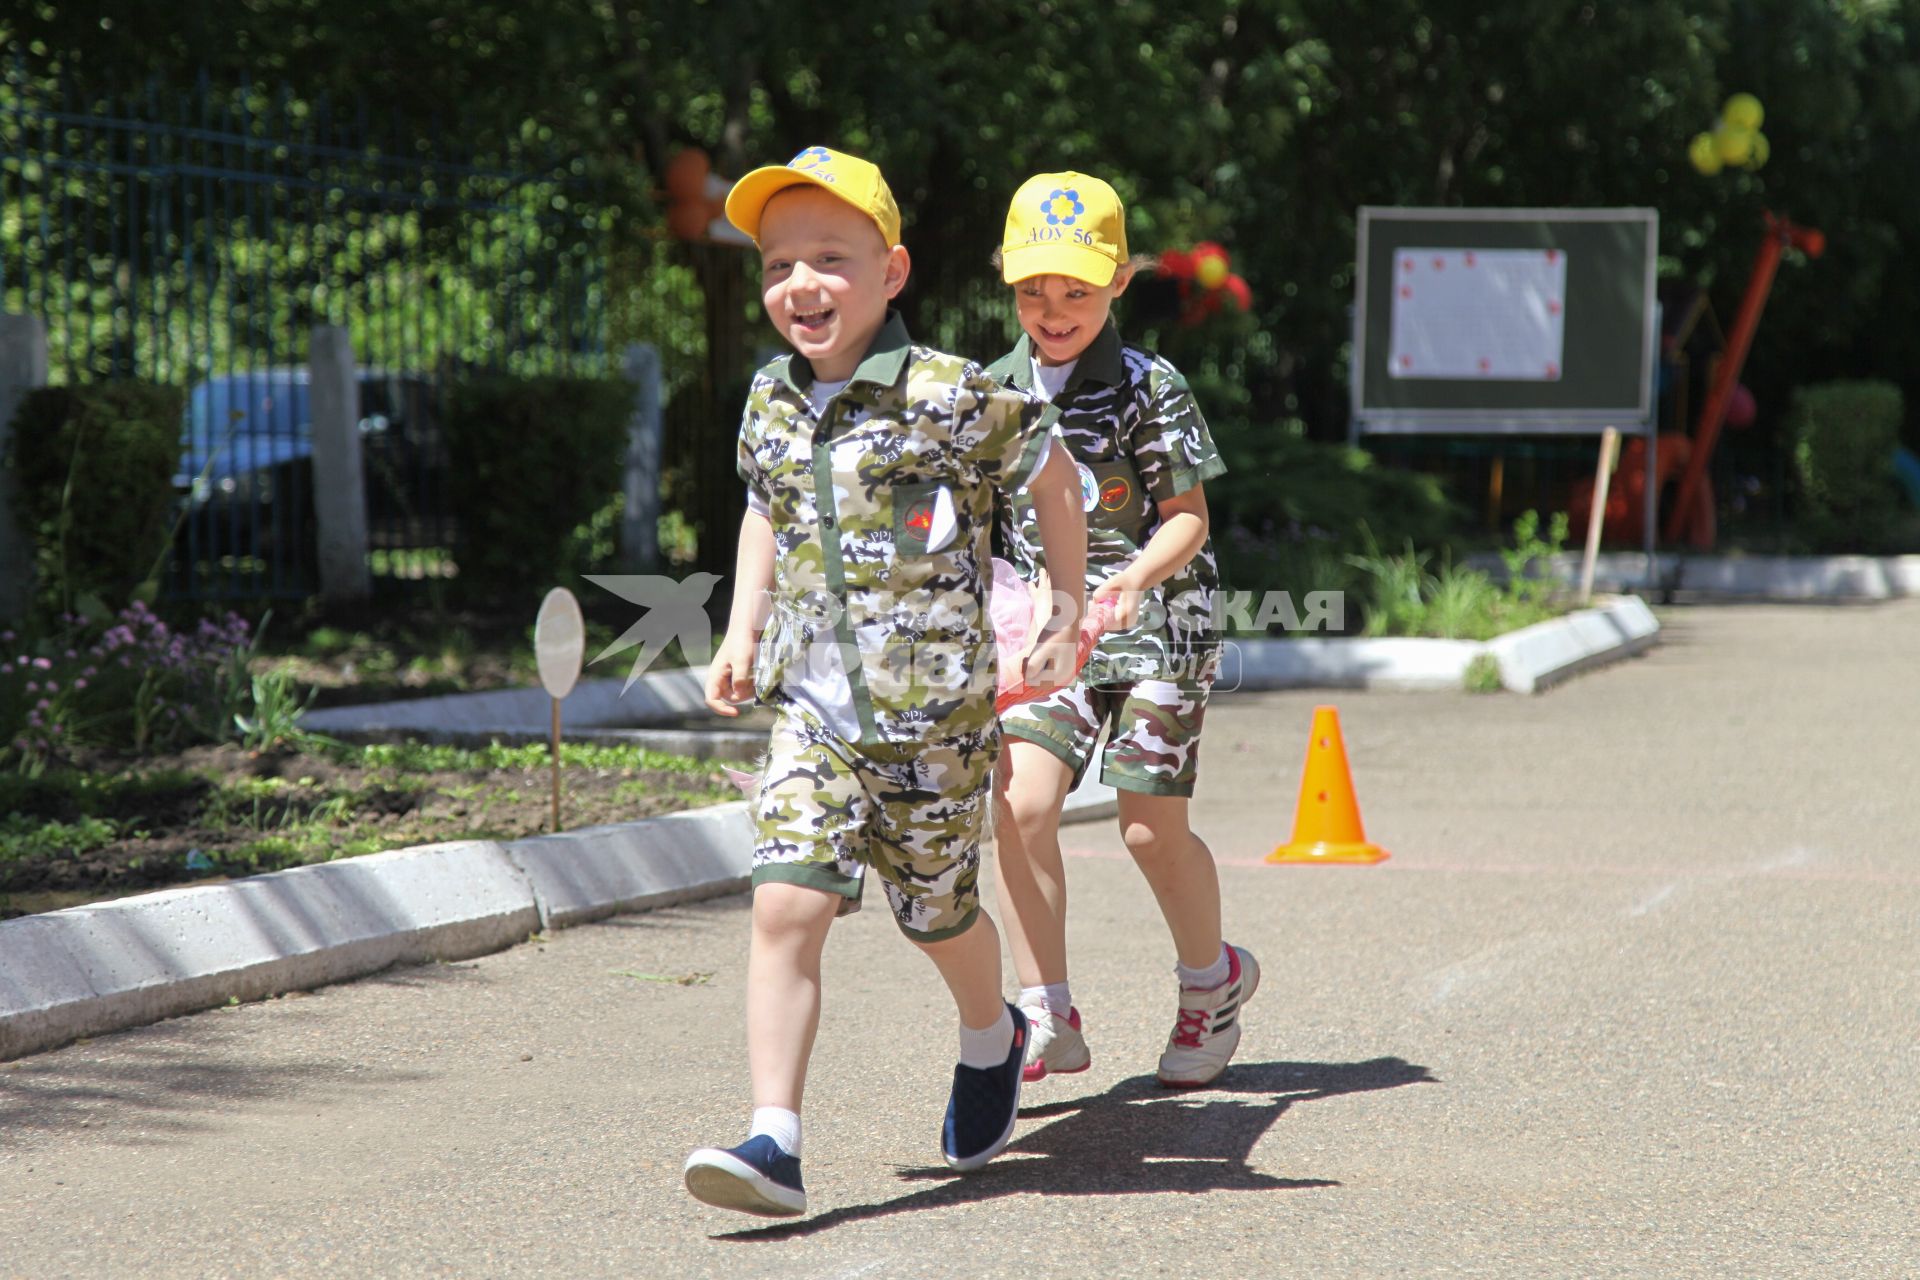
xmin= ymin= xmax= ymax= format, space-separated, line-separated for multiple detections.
xmin=989 ymin=172 xmax=1260 ymax=1090
xmin=681 ymin=147 xmax=1088 ymax=1218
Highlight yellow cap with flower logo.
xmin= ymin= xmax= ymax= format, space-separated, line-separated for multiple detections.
xmin=1000 ymin=171 xmax=1128 ymax=286
xmin=724 ymin=145 xmax=902 ymax=248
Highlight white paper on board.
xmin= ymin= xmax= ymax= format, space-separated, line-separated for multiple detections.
xmin=1388 ymin=248 xmax=1568 ymax=381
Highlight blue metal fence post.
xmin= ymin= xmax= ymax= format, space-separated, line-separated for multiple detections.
xmin=309 ymin=325 xmax=370 ymax=602
xmin=620 ymin=342 xmax=663 ymax=574
xmin=0 ymin=314 xmax=50 ymax=621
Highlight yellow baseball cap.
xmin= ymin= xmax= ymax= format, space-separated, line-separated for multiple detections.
xmin=1000 ymin=172 xmax=1128 ymax=286
xmin=724 ymin=146 xmax=902 ymax=248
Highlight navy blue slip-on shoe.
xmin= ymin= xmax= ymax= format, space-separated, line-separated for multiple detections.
xmin=942 ymin=1004 xmax=1028 ymax=1172
xmin=683 ymin=1134 xmax=807 ymax=1217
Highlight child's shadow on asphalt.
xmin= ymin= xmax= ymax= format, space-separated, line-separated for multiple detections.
xmin=716 ymin=1056 xmax=1435 ymax=1240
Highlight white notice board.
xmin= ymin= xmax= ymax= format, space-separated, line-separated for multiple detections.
xmin=1387 ymin=248 xmax=1567 ymax=381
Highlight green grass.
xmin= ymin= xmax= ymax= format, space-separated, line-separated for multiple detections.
xmin=0 ymin=814 xmax=121 ymax=863
xmin=1346 ymin=510 xmax=1572 ymax=641
xmin=343 ymin=739 xmax=725 ymax=777
xmin=1 ymin=735 xmax=735 ymax=895
xmin=1463 ymin=653 xmax=1505 ymax=694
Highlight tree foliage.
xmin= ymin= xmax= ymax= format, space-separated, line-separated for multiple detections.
xmin=9 ymin=0 xmax=1919 ymax=500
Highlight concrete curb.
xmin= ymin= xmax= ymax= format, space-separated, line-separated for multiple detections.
xmin=1 ymin=772 xmax=1123 ymax=1061
xmin=1218 ymin=595 xmax=1658 ymax=694
xmin=1223 ymin=635 xmax=1484 ymax=692
xmin=303 ymin=668 xmax=711 ymax=737
xmin=0 ymin=841 xmax=540 ymax=1061
xmin=1475 ymin=551 xmax=1920 ymax=602
xmin=503 ymin=804 xmax=753 ymax=931
xmin=303 ymin=669 xmax=765 ymax=761
xmin=1484 ymin=595 xmax=1660 ymax=694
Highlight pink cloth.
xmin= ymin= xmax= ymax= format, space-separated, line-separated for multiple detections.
xmin=990 ymin=558 xmax=1114 ymax=713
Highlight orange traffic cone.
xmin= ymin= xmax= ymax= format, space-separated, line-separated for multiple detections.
xmin=1267 ymin=705 xmax=1389 ymax=865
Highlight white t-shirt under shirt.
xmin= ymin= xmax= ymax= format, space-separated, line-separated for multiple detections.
xmin=740 ymin=376 xmax=1057 ymax=735
xmin=1030 ymin=355 xmax=1077 ymax=404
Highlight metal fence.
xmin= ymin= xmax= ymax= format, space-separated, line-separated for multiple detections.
xmin=0 ymin=67 xmax=611 ymax=602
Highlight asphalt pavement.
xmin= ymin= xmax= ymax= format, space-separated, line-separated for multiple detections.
xmin=3 ymin=602 xmax=1917 ymax=1278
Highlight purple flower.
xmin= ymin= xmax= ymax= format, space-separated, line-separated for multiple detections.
xmin=119 ymin=655 xmax=132 ymax=668
xmin=74 ymin=678 xmax=87 ymax=690
xmin=64 ymin=649 xmax=77 ymax=660
xmin=166 ymin=706 xmax=179 ymax=718
xmin=43 ymin=681 xmax=57 ymax=694
xmin=48 ymin=722 xmax=61 ymax=735
xmin=26 ymin=712 xmax=40 ymax=727
xmin=24 ymin=681 xmax=36 ymax=694
xmin=32 ymin=657 xmax=50 ymax=670
xmin=10 ymin=738 xmax=25 ymax=752
xmin=0 ymin=630 xmax=13 ymax=642
xmin=35 ymin=699 xmax=50 ymax=711
xmin=82 ymin=666 xmax=96 ymax=678
xmin=1 ymin=664 xmax=11 ymax=676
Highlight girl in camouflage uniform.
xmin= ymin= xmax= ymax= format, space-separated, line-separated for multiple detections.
xmin=990 ymin=171 xmax=1259 ymax=1089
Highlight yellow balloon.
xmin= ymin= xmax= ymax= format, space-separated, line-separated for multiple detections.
xmin=1723 ymin=93 xmax=1765 ymax=132
xmin=1195 ymin=255 xmax=1229 ymax=290
xmin=1715 ymin=125 xmax=1754 ymax=167
xmin=1748 ymin=131 xmax=1770 ymax=169
xmin=1689 ymin=132 xmax=1723 ymax=175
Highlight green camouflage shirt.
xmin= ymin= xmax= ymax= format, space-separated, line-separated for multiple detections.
xmin=988 ymin=321 xmax=1226 ymax=684
xmin=739 ymin=311 xmax=1052 ymax=746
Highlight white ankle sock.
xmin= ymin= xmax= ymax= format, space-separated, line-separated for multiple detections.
xmin=749 ymin=1106 xmax=802 ymax=1159
xmin=957 ymin=1005 xmax=1015 ymax=1069
xmin=1176 ymin=943 xmax=1231 ymax=992
xmin=1018 ymin=982 xmax=1073 ymax=1016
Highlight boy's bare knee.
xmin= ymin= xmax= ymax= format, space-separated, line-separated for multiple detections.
xmin=999 ymin=792 xmax=1058 ymax=845
xmin=752 ymin=882 xmax=840 ymax=938
xmin=1120 ymin=819 xmax=1176 ymax=861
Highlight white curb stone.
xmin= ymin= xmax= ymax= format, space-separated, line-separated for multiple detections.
xmin=1488 ymin=551 xmax=1920 ymax=602
xmin=1224 ymin=636 xmax=1483 ymax=692
xmin=1217 ymin=595 xmax=1657 ymax=695
xmin=504 ymin=804 xmax=754 ymax=930
xmin=0 ymin=841 xmax=539 ymax=1061
xmin=1486 ymin=596 xmax=1660 ymax=694
xmin=302 ymin=669 xmax=711 ymax=737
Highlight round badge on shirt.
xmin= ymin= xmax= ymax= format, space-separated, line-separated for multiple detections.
xmin=1076 ymin=461 xmax=1099 ymax=512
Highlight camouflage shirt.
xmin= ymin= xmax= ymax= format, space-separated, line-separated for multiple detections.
xmin=739 ymin=311 xmax=1053 ymax=746
xmin=988 ymin=321 xmax=1226 ymax=684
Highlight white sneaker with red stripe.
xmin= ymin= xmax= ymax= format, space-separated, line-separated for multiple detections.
xmin=1019 ymin=1004 xmax=1090 ymax=1082
xmin=1156 ymin=944 xmax=1260 ymax=1088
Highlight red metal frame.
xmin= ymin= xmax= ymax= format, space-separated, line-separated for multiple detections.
xmin=1663 ymin=212 xmax=1825 ymax=543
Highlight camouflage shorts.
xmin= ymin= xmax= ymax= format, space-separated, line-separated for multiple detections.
xmin=1000 ymin=677 xmax=1210 ymax=796
xmin=750 ymin=707 xmax=996 ymax=941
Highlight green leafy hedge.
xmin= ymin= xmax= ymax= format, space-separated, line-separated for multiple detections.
xmin=4 ymin=382 xmax=184 ymax=613
xmin=1788 ymin=381 xmax=1905 ymax=552
xmin=444 ymin=373 xmax=633 ymax=601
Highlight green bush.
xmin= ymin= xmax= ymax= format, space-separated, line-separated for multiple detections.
xmin=1206 ymin=418 xmax=1458 ymax=609
xmin=1788 ymin=381 xmax=1906 ymax=552
xmin=3 ymin=382 xmax=184 ymax=614
xmin=444 ymin=373 xmax=634 ymax=602
xmin=1345 ymin=510 xmax=1567 ymax=641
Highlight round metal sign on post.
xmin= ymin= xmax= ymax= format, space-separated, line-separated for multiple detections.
xmin=535 ymin=588 xmax=586 ymax=700
xmin=534 ymin=587 xmax=586 ymax=834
